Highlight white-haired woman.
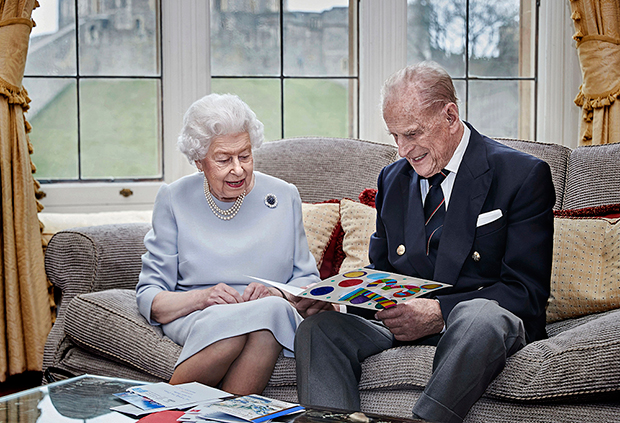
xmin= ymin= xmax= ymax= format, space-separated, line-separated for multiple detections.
xmin=136 ymin=93 xmax=320 ymax=394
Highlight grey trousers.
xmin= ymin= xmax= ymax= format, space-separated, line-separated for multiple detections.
xmin=294 ymin=298 xmax=526 ymax=423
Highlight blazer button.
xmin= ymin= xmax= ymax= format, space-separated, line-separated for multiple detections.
xmin=397 ymin=245 xmax=406 ymax=256
xmin=472 ymin=251 xmax=481 ymax=262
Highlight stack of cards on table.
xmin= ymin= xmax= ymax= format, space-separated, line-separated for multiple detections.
xmin=112 ymin=382 xmax=304 ymax=422
xmin=112 ymin=382 xmax=229 ymax=417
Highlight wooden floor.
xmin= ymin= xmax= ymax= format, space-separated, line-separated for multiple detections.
xmin=0 ymin=372 xmax=42 ymax=397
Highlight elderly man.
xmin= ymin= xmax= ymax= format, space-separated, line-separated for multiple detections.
xmin=293 ymin=62 xmax=555 ymax=423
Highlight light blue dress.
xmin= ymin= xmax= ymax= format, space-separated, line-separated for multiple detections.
xmin=136 ymin=171 xmax=320 ymax=366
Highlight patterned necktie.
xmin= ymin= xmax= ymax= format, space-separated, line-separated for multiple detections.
xmin=423 ymin=169 xmax=450 ymax=265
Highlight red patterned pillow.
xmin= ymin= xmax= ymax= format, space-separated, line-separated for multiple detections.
xmin=554 ymin=203 xmax=620 ymax=219
xmin=319 ymin=221 xmax=346 ymax=279
xmin=359 ymin=188 xmax=377 ymax=208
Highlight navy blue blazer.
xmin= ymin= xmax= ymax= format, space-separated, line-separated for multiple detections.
xmin=368 ymin=123 xmax=555 ymax=342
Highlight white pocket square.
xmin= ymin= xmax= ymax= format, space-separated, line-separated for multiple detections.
xmin=477 ymin=209 xmax=503 ymax=227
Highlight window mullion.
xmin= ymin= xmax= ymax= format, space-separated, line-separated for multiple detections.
xmin=359 ymin=0 xmax=407 ymax=145
xmin=161 ymin=0 xmax=210 ymax=183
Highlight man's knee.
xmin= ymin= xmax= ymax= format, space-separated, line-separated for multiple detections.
xmin=448 ymin=299 xmax=525 ymax=349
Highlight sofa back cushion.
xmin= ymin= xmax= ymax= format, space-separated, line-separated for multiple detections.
xmin=496 ymin=138 xmax=571 ymax=210
xmin=562 ymin=142 xmax=620 ymax=209
xmin=253 ymin=137 xmax=398 ymax=203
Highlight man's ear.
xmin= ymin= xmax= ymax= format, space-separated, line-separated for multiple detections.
xmin=445 ymin=102 xmax=459 ymax=125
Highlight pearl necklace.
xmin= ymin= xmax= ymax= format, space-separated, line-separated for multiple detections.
xmin=203 ymin=176 xmax=246 ymax=221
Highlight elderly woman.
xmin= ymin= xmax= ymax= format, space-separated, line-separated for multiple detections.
xmin=136 ymin=93 xmax=320 ymax=395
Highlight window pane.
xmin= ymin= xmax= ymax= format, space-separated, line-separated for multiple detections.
xmin=26 ymin=0 xmax=76 ymax=76
xmin=284 ymin=1 xmax=352 ymax=77
xmin=407 ymin=0 xmax=466 ymax=77
xmin=211 ymin=78 xmax=282 ymax=141
xmin=284 ymin=79 xmax=357 ymax=138
xmin=27 ymin=78 xmax=78 ymax=179
xmin=211 ymin=2 xmax=280 ymax=76
xmin=78 ymin=0 xmax=159 ymax=76
xmin=468 ymin=0 xmax=528 ymax=77
xmin=453 ymin=79 xmax=466 ymax=119
xmin=79 ymin=79 xmax=160 ymax=179
xmin=468 ymin=81 xmax=534 ymax=138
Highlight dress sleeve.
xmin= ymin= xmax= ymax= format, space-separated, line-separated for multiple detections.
xmin=136 ymin=184 xmax=180 ymax=325
xmin=287 ymin=184 xmax=321 ymax=288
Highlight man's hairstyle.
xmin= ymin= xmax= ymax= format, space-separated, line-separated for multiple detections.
xmin=177 ymin=93 xmax=264 ymax=164
xmin=381 ymin=61 xmax=459 ymax=115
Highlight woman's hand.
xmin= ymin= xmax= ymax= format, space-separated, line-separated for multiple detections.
xmin=151 ymin=283 xmax=243 ymax=324
xmin=242 ymin=282 xmax=281 ymax=302
xmin=202 ymin=283 xmax=245 ymax=307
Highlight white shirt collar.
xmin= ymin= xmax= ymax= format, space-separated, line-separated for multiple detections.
xmin=420 ymin=121 xmax=470 ymax=209
xmin=445 ymin=121 xmax=470 ymax=175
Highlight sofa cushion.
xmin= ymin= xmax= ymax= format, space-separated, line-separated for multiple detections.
xmin=496 ymin=138 xmax=571 ymax=210
xmin=253 ymin=137 xmax=398 ymax=203
xmin=563 ymin=142 xmax=620 ymax=209
xmin=487 ymin=308 xmax=620 ymax=400
xmin=301 ymin=202 xmax=341 ymax=269
xmin=339 ymin=199 xmax=377 ymax=273
xmin=547 ymin=216 xmax=620 ymax=322
xmin=63 ymin=289 xmax=180 ymax=381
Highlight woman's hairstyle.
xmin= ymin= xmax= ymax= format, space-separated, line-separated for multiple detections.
xmin=380 ymin=61 xmax=459 ymax=116
xmin=177 ymin=93 xmax=265 ymax=163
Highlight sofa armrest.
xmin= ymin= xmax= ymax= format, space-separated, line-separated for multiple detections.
xmin=45 ymin=223 xmax=151 ymax=309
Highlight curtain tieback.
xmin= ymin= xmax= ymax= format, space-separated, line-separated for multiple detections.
xmin=0 ymin=18 xmax=33 ymax=89
xmin=574 ymin=38 xmax=620 ymax=110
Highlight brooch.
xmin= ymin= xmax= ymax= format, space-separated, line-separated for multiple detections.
xmin=264 ymin=193 xmax=278 ymax=208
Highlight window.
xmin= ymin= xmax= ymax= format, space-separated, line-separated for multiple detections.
xmin=26 ymin=0 xmax=162 ymax=182
xmin=210 ymin=0 xmax=358 ymax=140
xmin=406 ymin=0 xmax=537 ymax=139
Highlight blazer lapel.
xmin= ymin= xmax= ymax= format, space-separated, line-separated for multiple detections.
xmin=434 ymin=125 xmax=492 ymax=284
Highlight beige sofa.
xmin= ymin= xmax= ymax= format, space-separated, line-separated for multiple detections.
xmin=42 ymin=137 xmax=620 ymax=422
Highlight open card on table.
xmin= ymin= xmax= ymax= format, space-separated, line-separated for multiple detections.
xmin=196 ymin=394 xmax=304 ymax=423
xmin=250 ymin=268 xmax=451 ymax=311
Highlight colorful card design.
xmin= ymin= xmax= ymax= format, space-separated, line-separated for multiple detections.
xmin=298 ymin=269 xmax=451 ymax=310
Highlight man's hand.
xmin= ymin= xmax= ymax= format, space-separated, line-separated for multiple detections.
xmin=375 ymin=298 xmax=444 ymax=342
xmin=292 ymin=297 xmax=338 ymax=318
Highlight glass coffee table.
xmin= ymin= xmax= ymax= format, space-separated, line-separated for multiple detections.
xmin=0 ymin=374 xmax=424 ymax=423
xmin=0 ymin=374 xmax=145 ymax=422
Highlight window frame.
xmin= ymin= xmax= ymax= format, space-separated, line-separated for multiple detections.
xmin=38 ymin=0 xmax=578 ymax=213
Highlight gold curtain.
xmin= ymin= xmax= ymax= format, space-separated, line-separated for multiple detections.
xmin=570 ymin=0 xmax=620 ymax=145
xmin=0 ymin=0 xmax=52 ymax=382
